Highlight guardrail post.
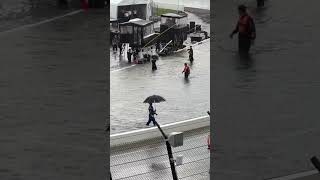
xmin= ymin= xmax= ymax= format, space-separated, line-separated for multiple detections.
xmin=154 ymin=120 xmax=178 ymax=180
xmin=311 ymin=156 xmax=320 ymax=172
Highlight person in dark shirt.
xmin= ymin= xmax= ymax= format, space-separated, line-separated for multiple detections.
xmin=151 ymin=57 xmax=157 ymax=71
xmin=127 ymin=48 xmax=132 ymax=63
xmin=187 ymin=46 xmax=194 ymax=63
xmin=257 ymin=0 xmax=265 ymax=7
xmin=230 ymin=5 xmax=256 ymax=54
xmin=146 ymin=103 xmax=157 ymax=126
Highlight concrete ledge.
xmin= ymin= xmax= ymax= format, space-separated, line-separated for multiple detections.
xmin=110 ymin=116 xmax=210 ymax=147
xmin=269 ymin=170 xmax=319 ymax=180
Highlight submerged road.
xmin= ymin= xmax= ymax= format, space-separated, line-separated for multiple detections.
xmin=110 ymin=13 xmax=210 ymax=134
xmin=213 ymin=0 xmax=320 ymax=179
xmin=110 ymin=39 xmax=210 ymax=134
xmin=0 ymin=9 xmax=106 ymax=180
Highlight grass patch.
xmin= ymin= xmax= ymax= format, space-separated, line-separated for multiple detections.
xmin=155 ymin=8 xmax=178 ymax=16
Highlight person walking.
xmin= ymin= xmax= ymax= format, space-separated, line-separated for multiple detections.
xmin=146 ymin=103 xmax=157 ymax=126
xmin=187 ymin=46 xmax=194 ymax=63
xmin=127 ymin=48 xmax=132 ymax=63
xmin=230 ymin=5 xmax=256 ymax=54
xmin=151 ymin=57 xmax=157 ymax=71
xmin=133 ymin=48 xmax=138 ymax=63
xmin=182 ymin=63 xmax=190 ymax=79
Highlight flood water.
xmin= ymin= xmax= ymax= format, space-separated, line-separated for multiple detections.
xmin=213 ymin=0 xmax=320 ymax=179
xmin=110 ymin=12 xmax=210 ymax=134
xmin=0 ymin=2 xmax=106 ymax=179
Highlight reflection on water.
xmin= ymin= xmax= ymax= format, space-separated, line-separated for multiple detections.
xmin=0 ymin=7 xmax=106 ymax=179
xmin=111 ymin=42 xmax=210 ymax=134
xmin=110 ymin=11 xmax=210 ymax=134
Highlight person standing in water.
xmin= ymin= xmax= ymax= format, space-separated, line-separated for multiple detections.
xmin=187 ymin=46 xmax=194 ymax=63
xmin=81 ymin=0 xmax=89 ymax=12
xmin=127 ymin=48 xmax=132 ymax=63
xmin=151 ymin=57 xmax=157 ymax=71
xmin=230 ymin=5 xmax=256 ymax=54
xmin=146 ymin=103 xmax=157 ymax=126
xmin=182 ymin=63 xmax=190 ymax=79
xmin=257 ymin=0 xmax=265 ymax=7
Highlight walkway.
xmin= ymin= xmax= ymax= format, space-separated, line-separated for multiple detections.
xmin=111 ymin=127 xmax=210 ymax=180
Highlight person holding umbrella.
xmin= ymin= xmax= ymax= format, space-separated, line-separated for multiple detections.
xmin=143 ymin=95 xmax=166 ymax=126
xmin=146 ymin=103 xmax=157 ymax=126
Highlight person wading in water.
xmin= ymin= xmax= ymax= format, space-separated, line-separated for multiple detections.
xmin=187 ymin=46 xmax=194 ymax=63
xmin=151 ymin=57 xmax=157 ymax=71
xmin=257 ymin=0 xmax=265 ymax=7
xmin=182 ymin=63 xmax=190 ymax=79
xmin=230 ymin=5 xmax=256 ymax=55
xmin=127 ymin=48 xmax=132 ymax=63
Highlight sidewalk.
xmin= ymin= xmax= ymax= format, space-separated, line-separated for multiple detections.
xmin=111 ymin=127 xmax=210 ymax=180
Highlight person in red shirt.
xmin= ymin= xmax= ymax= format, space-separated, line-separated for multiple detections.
xmin=230 ymin=5 xmax=256 ymax=54
xmin=81 ymin=0 xmax=89 ymax=12
xmin=182 ymin=63 xmax=190 ymax=79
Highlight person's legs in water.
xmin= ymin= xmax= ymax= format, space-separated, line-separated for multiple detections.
xmin=238 ymin=36 xmax=251 ymax=55
xmin=189 ymin=55 xmax=193 ymax=63
xmin=152 ymin=62 xmax=157 ymax=70
xmin=184 ymin=72 xmax=189 ymax=79
xmin=257 ymin=0 xmax=264 ymax=7
xmin=128 ymin=55 xmax=131 ymax=63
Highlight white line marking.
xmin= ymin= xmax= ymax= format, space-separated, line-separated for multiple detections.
xmin=0 ymin=10 xmax=83 ymax=35
xmin=111 ymin=115 xmax=209 ymax=137
xmin=111 ymin=64 xmax=137 ymax=73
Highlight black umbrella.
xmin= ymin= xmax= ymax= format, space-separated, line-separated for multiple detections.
xmin=143 ymin=95 xmax=166 ymax=104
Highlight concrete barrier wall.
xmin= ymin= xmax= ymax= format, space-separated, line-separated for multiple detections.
xmin=110 ymin=116 xmax=210 ymax=147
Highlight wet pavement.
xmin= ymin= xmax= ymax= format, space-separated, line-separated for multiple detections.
xmin=111 ymin=127 xmax=210 ymax=180
xmin=0 ymin=5 xmax=106 ymax=180
xmin=110 ymin=12 xmax=210 ymax=134
xmin=0 ymin=0 xmax=81 ymax=32
xmin=213 ymin=0 xmax=320 ymax=179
